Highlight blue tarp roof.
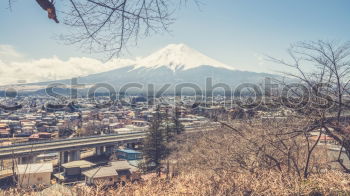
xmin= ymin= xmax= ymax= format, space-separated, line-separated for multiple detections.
xmin=117 ymin=149 xmax=141 ymax=154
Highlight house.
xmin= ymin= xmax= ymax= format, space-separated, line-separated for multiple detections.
xmin=310 ymin=135 xmax=338 ymax=145
xmin=109 ymin=122 xmax=124 ymax=130
xmin=29 ymin=132 xmax=52 ymax=141
xmin=117 ymin=149 xmax=142 ymax=160
xmin=131 ymin=120 xmax=148 ymax=127
xmin=113 ymin=127 xmax=133 ymax=134
xmin=0 ymin=123 xmax=10 ymax=138
xmin=54 ymin=160 xmax=95 ymax=182
xmin=17 ymin=163 xmax=53 ymax=187
xmin=82 ymin=160 xmax=139 ymax=186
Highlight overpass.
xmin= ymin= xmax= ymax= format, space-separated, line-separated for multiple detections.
xmin=0 ymin=132 xmax=146 ymax=164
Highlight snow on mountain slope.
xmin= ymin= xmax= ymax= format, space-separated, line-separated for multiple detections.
xmin=8 ymin=44 xmax=278 ymax=93
xmin=134 ymin=43 xmax=235 ymax=71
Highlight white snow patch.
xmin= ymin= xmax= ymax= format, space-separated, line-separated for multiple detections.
xmin=133 ymin=43 xmax=235 ymax=72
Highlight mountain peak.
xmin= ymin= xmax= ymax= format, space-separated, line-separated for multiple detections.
xmin=134 ymin=43 xmax=235 ymax=72
xmin=162 ymin=43 xmax=189 ymax=50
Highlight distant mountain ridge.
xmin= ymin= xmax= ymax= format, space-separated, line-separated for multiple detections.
xmin=3 ymin=44 xmax=278 ymax=94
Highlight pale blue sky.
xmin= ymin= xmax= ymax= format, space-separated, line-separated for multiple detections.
xmin=0 ymin=0 xmax=350 ymax=74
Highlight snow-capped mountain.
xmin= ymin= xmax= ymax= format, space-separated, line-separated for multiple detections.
xmin=8 ymin=44 xmax=278 ymax=93
xmin=133 ymin=43 xmax=235 ymax=72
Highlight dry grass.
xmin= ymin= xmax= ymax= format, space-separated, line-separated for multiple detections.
xmin=1 ymin=170 xmax=350 ymax=196
xmin=2 ymin=121 xmax=350 ymax=195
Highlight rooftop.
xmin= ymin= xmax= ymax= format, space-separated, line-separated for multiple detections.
xmin=62 ymin=160 xmax=95 ymax=168
xmin=17 ymin=163 xmax=53 ymax=174
xmin=118 ymin=149 xmax=141 ymax=154
xmin=82 ymin=160 xmax=137 ymax=178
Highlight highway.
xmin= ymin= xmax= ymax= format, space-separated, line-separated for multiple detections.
xmin=0 ymin=132 xmax=146 ymax=159
xmin=0 ymin=122 xmax=221 ymax=160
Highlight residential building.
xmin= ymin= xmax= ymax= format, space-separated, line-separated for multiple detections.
xmin=17 ymin=163 xmax=53 ymax=187
xmin=82 ymin=160 xmax=139 ymax=186
xmin=54 ymin=160 xmax=95 ymax=182
xmin=117 ymin=149 xmax=142 ymax=161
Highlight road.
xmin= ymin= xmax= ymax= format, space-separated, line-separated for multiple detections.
xmin=0 ymin=132 xmax=146 ymax=159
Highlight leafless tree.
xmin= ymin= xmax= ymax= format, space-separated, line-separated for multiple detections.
xmin=270 ymin=40 xmax=350 ymax=172
xmin=170 ymin=118 xmax=328 ymax=180
xmin=62 ymin=0 xmax=178 ymax=59
xmin=8 ymin=0 xmax=199 ymax=59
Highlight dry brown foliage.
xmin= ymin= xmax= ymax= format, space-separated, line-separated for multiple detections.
xmin=170 ymin=119 xmax=329 ymax=178
xmin=1 ymin=119 xmax=349 ymax=195
xmin=1 ymin=170 xmax=350 ymax=196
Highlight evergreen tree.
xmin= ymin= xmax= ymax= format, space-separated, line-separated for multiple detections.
xmin=142 ymin=106 xmax=168 ymax=175
xmin=164 ymin=121 xmax=174 ymax=142
xmin=173 ymin=106 xmax=184 ymax=135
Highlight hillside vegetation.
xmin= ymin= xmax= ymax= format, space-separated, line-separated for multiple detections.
xmin=2 ymin=121 xmax=350 ymax=196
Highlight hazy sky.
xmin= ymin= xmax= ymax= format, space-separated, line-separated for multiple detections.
xmin=0 ymin=0 xmax=350 ymax=84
